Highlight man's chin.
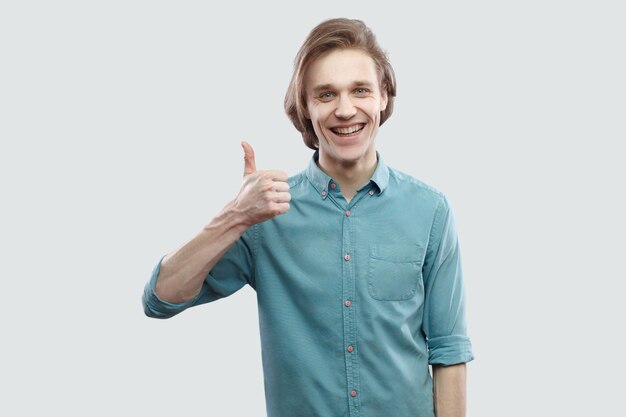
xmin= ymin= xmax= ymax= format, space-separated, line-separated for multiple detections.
xmin=328 ymin=150 xmax=373 ymax=166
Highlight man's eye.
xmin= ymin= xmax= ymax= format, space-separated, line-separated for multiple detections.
xmin=320 ymin=92 xmax=334 ymax=99
xmin=355 ymin=88 xmax=369 ymax=95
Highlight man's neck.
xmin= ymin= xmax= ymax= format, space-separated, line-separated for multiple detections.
xmin=317 ymin=151 xmax=378 ymax=203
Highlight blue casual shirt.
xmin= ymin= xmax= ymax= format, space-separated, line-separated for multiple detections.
xmin=143 ymin=152 xmax=474 ymax=417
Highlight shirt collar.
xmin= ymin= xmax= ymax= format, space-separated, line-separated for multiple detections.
xmin=305 ymin=151 xmax=390 ymax=197
xmin=369 ymin=152 xmax=390 ymax=194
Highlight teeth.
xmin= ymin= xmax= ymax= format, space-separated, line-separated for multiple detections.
xmin=333 ymin=124 xmax=363 ymax=135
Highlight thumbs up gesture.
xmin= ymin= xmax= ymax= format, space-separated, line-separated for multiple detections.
xmin=234 ymin=141 xmax=291 ymax=226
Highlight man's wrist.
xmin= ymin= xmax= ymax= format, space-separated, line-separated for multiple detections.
xmin=206 ymin=200 xmax=252 ymax=235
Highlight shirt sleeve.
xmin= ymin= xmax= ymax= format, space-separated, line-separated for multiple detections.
xmin=142 ymin=225 xmax=257 ymax=319
xmin=422 ymin=196 xmax=474 ymax=366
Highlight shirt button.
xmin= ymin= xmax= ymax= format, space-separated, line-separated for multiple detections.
xmin=321 ymin=190 xmax=327 ymax=197
xmin=345 ymin=300 xmax=351 ymax=307
xmin=345 ymin=210 xmax=351 ymax=217
xmin=347 ymin=345 xmax=354 ymax=353
xmin=344 ymin=254 xmax=351 ymax=261
xmin=330 ymin=183 xmax=337 ymax=189
xmin=351 ymin=390 xmax=357 ymax=397
xmin=369 ymin=190 xmax=374 ymax=196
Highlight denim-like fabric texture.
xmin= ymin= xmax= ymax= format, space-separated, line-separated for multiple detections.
xmin=143 ymin=152 xmax=474 ymax=417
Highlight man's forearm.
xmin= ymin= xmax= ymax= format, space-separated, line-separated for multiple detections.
xmin=432 ymin=363 xmax=467 ymax=417
xmin=155 ymin=200 xmax=249 ymax=303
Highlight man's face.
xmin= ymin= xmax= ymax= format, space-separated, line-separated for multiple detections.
xmin=304 ymin=48 xmax=388 ymax=168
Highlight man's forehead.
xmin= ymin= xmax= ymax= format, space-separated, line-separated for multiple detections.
xmin=305 ymin=49 xmax=379 ymax=90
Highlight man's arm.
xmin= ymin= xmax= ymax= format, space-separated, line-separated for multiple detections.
xmin=422 ymin=197 xmax=473 ymax=415
xmin=433 ymin=363 xmax=467 ymax=417
xmin=154 ymin=141 xmax=291 ymax=304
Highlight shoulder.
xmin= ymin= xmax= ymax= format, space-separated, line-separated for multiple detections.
xmin=287 ymin=170 xmax=308 ymax=189
xmin=386 ymin=165 xmax=449 ymax=208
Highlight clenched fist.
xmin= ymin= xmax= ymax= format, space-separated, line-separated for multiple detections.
xmin=233 ymin=141 xmax=291 ymax=227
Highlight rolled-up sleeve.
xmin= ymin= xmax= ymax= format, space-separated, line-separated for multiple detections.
xmin=142 ymin=225 xmax=257 ymax=319
xmin=422 ymin=196 xmax=474 ymax=365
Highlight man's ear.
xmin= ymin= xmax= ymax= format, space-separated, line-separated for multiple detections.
xmin=380 ymin=88 xmax=388 ymax=112
xmin=302 ymin=104 xmax=310 ymax=119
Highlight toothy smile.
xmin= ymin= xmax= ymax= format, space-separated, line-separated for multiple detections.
xmin=331 ymin=124 xmax=365 ymax=136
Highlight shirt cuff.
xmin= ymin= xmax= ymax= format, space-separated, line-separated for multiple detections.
xmin=142 ymin=258 xmax=198 ymax=319
xmin=427 ymin=335 xmax=474 ymax=366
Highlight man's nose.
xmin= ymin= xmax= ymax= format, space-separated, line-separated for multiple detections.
xmin=334 ymin=94 xmax=357 ymax=119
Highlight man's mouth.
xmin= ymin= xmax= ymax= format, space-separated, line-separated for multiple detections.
xmin=331 ymin=123 xmax=365 ymax=137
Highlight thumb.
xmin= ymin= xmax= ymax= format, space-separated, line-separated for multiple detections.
xmin=241 ymin=141 xmax=257 ymax=176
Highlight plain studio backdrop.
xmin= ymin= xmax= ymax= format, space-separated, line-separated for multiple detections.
xmin=1 ymin=1 xmax=624 ymax=415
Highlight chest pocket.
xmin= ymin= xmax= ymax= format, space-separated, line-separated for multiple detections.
xmin=368 ymin=243 xmax=424 ymax=301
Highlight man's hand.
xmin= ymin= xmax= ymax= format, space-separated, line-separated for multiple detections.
xmin=234 ymin=141 xmax=291 ymax=227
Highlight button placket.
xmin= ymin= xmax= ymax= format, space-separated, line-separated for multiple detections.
xmin=341 ymin=199 xmax=361 ymax=415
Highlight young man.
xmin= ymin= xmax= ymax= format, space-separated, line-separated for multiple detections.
xmin=143 ymin=18 xmax=473 ymax=417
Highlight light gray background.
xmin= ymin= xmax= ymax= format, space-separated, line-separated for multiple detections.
xmin=1 ymin=1 xmax=624 ymax=415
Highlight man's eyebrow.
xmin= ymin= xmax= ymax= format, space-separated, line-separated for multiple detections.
xmin=311 ymin=83 xmax=333 ymax=93
xmin=311 ymin=81 xmax=374 ymax=93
